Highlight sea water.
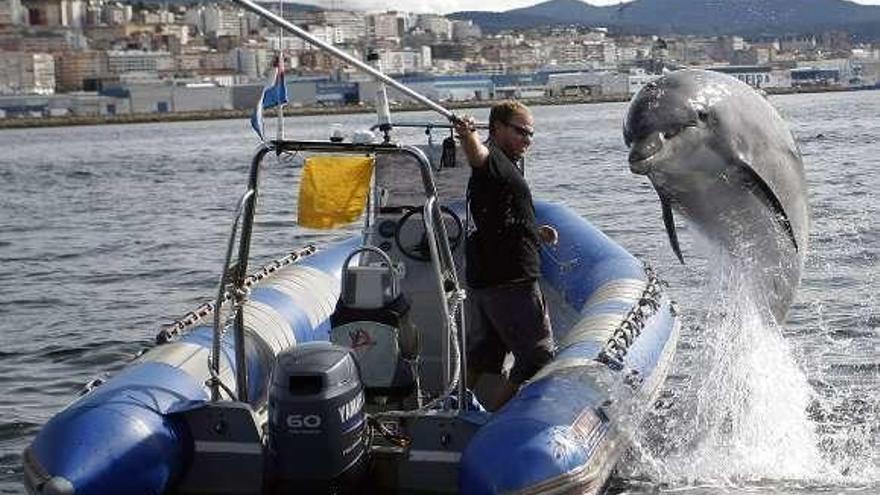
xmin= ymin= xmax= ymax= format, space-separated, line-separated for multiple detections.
xmin=1 ymin=90 xmax=878 ymax=494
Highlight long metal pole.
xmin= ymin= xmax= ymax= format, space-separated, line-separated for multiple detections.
xmin=232 ymin=0 xmax=456 ymax=121
xmin=276 ymin=0 xmax=285 ymax=140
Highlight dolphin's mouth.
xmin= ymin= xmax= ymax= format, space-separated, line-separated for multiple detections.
xmin=628 ymin=131 xmax=664 ymax=175
xmin=629 ymin=155 xmax=654 ymax=175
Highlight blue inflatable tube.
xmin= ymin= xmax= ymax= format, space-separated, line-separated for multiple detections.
xmin=459 ymin=201 xmax=679 ymax=494
xmin=24 ymin=239 xmax=359 ymax=495
xmin=24 ymin=202 xmax=679 ymax=495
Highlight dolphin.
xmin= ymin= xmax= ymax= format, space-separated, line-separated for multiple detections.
xmin=623 ymin=69 xmax=809 ymax=323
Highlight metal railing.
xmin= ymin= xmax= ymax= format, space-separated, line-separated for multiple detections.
xmin=210 ymin=140 xmax=466 ymax=409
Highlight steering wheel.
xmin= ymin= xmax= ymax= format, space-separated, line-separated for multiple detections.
xmin=394 ymin=205 xmax=464 ymax=261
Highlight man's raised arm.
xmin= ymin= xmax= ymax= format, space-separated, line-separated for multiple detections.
xmin=453 ymin=115 xmax=489 ymax=169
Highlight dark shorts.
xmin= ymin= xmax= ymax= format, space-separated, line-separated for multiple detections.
xmin=466 ymin=280 xmax=555 ymax=385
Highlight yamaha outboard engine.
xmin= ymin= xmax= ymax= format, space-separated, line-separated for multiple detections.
xmin=330 ymin=246 xmax=419 ymax=402
xmin=268 ymin=342 xmax=367 ymax=494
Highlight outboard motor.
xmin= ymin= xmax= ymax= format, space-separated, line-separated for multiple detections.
xmin=330 ymin=246 xmax=419 ymax=402
xmin=268 ymin=342 xmax=367 ymax=494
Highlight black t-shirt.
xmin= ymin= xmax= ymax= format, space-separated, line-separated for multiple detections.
xmin=466 ymin=145 xmax=540 ymax=288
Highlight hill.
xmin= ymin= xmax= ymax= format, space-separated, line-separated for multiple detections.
xmin=449 ymin=0 xmax=880 ymax=38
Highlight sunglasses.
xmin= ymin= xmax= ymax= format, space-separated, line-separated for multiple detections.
xmin=504 ymin=121 xmax=535 ymax=139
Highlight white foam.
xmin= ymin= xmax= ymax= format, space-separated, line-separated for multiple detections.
xmin=623 ymin=253 xmax=834 ymax=487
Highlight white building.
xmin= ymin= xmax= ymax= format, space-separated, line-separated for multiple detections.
xmin=851 ymin=48 xmax=880 ymax=61
xmin=228 ymin=47 xmax=271 ymax=79
xmin=728 ymin=36 xmax=746 ymax=51
xmin=367 ymin=12 xmax=403 ymax=40
xmin=156 ymin=23 xmax=190 ymax=47
xmin=421 ymin=45 xmax=432 ymax=70
xmin=107 ymin=50 xmax=173 ymax=75
xmin=627 ymin=68 xmax=660 ymax=96
xmin=202 ymin=6 xmax=242 ymax=37
xmin=172 ymin=83 xmax=232 ymax=111
xmin=431 ymin=59 xmax=467 ymax=74
xmin=65 ymin=0 xmax=85 ymax=27
xmin=380 ymin=49 xmax=428 ymax=75
xmin=799 ymin=58 xmax=859 ymax=84
xmin=616 ymin=43 xmax=652 ymax=63
xmin=0 ymin=93 xmax=128 ymax=117
xmin=134 ymin=7 xmax=173 ymax=25
xmin=708 ymin=65 xmax=779 ymax=88
xmin=101 ymin=2 xmax=131 ymax=25
xmin=583 ymin=41 xmax=617 ymax=65
xmin=416 ymin=14 xmax=451 ymax=39
xmin=307 ymin=24 xmax=342 ymax=45
xmin=0 ymin=0 xmax=24 ymax=25
xmin=451 ymin=20 xmax=480 ymax=41
xmin=547 ymin=70 xmax=630 ymax=97
xmin=271 ymin=35 xmax=308 ymax=52
xmin=0 ymin=52 xmax=55 ymax=95
xmin=183 ymin=7 xmax=202 ymax=31
xmin=22 ymin=0 xmax=84 ymax=27
xmin=320 ymin=10 xmax=365 ymax=43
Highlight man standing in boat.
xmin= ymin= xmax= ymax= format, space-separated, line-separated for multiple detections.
xmin=454 ymin=101 xmax=558 ymax=410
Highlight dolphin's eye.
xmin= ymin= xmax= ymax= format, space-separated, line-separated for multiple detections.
xmin=697 ymin=110 xmax=709 ymax=122
xmin=663 ymin=125 xmax=685 ymax=139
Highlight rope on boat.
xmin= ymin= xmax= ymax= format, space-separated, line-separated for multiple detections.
xmin=206 ymin=333 xmax=239 ymax=401
xmin=367 ymin=416 xmax=411 ymax=448
xmin=540 ymin=244 xmax=580 ymax=274
xmin=428 ymin=287 xmax=466 ymax=406
xmin=597 ymin=265 xmax=667 ymax=370
xmin=155 ymin=244 xmax=318 ymax=344
xmin=371 ymin=287 xmax=467 ymax=423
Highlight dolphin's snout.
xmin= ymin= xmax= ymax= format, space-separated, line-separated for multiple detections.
xmin=628 ymin=131 xmax=663 ymax=174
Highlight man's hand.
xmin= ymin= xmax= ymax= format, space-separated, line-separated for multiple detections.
xmin=538 ymin=225 xmax=558 ymax=246
xmin=452 ymin=114 xmax=488 ymax=169
xmin=453 ymin=114 xmax=477 ymax=140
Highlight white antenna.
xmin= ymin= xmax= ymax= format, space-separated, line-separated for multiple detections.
xmin=276 ymin=0 xmax=285 ymax=140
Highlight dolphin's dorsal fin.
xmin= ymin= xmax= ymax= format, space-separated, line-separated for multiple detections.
xmin=660 ymin=194 xmax=685 ymax=264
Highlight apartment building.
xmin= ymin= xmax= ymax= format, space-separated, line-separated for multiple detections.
xmin=0 ymin=51 xmax=55 ymax=94
xmin=55 ymin=49 xmax=107 ymax=91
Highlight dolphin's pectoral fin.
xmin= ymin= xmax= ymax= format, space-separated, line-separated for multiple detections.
xmin=736 ymin=160 xmax=799 ymax=252
xmin=660 ymin=194 xmax=685 ymax=264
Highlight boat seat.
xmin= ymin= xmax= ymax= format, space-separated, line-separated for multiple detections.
xmin=330 ymin=246 xmax=419 ymax=401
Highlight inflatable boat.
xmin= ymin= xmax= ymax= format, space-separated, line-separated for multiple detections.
xmin=23 ymin=135 xmax=680 ymax=495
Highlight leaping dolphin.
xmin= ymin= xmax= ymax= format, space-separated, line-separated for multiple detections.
xmin=623 ymin=69 xmax=809 ymax=323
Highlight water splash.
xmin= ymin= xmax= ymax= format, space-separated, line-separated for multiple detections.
xmin=623 ymin=254 xmax=830 ymax=487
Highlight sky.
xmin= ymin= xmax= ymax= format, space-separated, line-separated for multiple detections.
xmin=303 ymin=0 xmax=880 ymax=15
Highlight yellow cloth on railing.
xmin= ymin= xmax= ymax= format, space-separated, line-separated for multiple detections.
xmin=297 ymin=155 xmax=375 ymax=229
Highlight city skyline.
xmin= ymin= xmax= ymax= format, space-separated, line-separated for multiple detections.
xmin=298 ymin=0 xmax=880 ymax=15
xmin=3 ymin=0 xmax=879 ymax=113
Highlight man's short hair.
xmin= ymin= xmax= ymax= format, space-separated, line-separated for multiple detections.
xmin=489 ymin=100 xmax=531 ymax=132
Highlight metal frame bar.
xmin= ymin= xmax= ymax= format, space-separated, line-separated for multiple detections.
xmin=422 ymin=196 xmax=466 ymax=403
xmin=372 ymin=122 xmax=490 ymax=131
xmin=219 ymin=140 xmax=464 ymax=406
xmin=225 ymin=0 xmax=480 ymax=409
xmin=209 ymin=189 xmax=255 ymax=401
